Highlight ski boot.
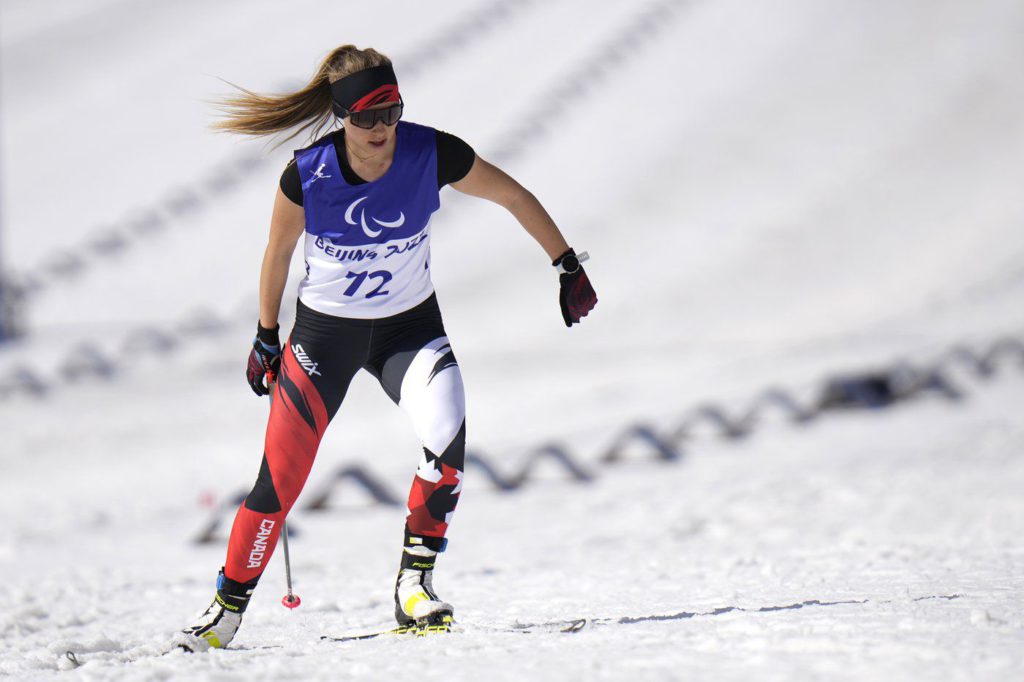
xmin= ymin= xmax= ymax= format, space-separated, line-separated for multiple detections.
xmin=394 ymin=545 xmax=454 ymax=632
xmin=178 ymin=569 xmax=257 ymax=652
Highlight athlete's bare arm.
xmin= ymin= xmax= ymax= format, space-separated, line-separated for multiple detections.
xmin=451 ymin=156 xmax=571 ymax=261
xmin=259 ymin=188 xmax=306 ymax=329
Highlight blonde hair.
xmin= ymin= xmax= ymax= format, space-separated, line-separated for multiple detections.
xmin=212 ymin=45 xmax=392 ymax=143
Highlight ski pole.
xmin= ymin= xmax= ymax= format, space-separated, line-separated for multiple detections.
xmin=280 ymin=520 xmax=300 ymax=609
xmin=268 ymin=377 xmax=301 ymax=609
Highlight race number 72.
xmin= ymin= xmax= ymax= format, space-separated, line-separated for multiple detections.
xmin=343 ymin=270 xmax=392 ymax=298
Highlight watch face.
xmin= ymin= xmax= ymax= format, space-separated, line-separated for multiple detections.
xmin=561 ymin=255 xmax=580 ymax=274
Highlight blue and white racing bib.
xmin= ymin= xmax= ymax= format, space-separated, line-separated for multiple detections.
xmin=294 ymin=121 xmax=441 ymax=318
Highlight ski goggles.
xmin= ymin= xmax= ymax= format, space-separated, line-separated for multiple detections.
xmin=346 ymin=101 xmax=404 ymax=129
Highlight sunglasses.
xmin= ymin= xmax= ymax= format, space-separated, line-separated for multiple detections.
xmin=347 ymin=102 xmax=404 ymax=129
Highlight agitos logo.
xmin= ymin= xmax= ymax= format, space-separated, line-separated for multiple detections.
xmin=345 ymin=196 xmax=406 ymax=238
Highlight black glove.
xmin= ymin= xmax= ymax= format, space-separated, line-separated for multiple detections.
xmin=246 ymin=322 xmax=282 ymax=396
xmin=554 ymin=248 xmax=597 ymax=327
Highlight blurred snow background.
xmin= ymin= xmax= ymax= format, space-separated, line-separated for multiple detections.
xmin=0 ymin=0 xmax=1022 ymax=679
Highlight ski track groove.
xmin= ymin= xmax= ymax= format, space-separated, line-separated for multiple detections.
xmin=62 ymin=593 xmax=966 ymax=670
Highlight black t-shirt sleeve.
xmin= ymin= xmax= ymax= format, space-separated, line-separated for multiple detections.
xmin=435 ymin=130 xmax=476 ymax=188
xmin=280 ymin=160 xmax=303 ymax=206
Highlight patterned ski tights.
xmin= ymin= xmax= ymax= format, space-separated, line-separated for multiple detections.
xmin=223 ymin=295 xmax=465 ymax=584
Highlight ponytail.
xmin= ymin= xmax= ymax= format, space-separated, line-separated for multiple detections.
xmin=212 ymin=45 xmax=392 ymax=144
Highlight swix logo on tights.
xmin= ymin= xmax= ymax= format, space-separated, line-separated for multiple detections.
xmin=247 ymin=519 xmax=275 ymax=568
xmin=291 ymin=344 xmax=322 ymax=377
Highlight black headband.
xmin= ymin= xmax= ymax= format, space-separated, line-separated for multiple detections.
xmin=329 ymin=64 xmax=401 ymax=117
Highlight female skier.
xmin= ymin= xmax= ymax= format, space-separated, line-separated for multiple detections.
xmin=180 ymin=45 xmax=597 ymax=651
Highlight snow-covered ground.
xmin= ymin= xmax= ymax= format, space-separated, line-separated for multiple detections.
xmin=1 ymin=0 xmax=1023 ymax=680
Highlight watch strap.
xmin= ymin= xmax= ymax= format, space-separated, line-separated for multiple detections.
xmin=555 ymin=250 xmax=590 ymax=274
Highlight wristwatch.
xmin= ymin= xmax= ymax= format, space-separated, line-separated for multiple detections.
xmin=555 ymin=251 xmax=589 ymax=275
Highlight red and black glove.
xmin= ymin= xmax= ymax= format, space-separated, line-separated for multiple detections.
xmin=554 ymin=248 xmax=597 ymax=327
xmin=246 ymin=322 xmax=282 ymax=396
